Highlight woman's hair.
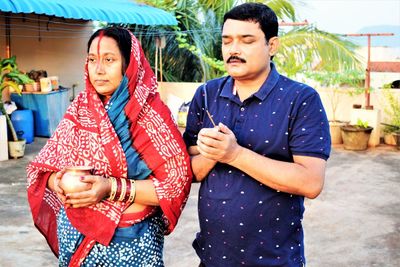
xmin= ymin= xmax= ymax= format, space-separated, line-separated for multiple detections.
xmin=223 ymin=3 xmax=278 ymax=42
xmin=87 ymin=27 xmax=132 ymax=72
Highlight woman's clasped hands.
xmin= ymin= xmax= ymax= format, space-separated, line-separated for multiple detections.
xmin=53 ymin=169 xmax=111 ymax=208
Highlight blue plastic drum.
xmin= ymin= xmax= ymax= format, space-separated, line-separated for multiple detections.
xmin=10 ymin=110 xmax=34 ymax=144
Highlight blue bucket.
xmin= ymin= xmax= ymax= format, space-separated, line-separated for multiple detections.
xmin=10 ymin=110 xmax=34 ymax=144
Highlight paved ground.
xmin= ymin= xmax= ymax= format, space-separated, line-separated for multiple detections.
xmin=0 ymin=137 xmax=399 ymax=267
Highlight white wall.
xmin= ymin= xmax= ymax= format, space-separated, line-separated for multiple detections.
xmin=356 ymin=46 xmax=400 ymax=89
xmin=160 ymin=82 xmax=400 ymax=132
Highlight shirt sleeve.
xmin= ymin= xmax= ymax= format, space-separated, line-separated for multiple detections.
xmin=183 ymin=85 xmax=205 ymax=148
xmin=289 ymin=91 xmax=331 ymax=160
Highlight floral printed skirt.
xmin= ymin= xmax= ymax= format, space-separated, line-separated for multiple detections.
xmin=57 ymin=208 xmax=164 ymax=266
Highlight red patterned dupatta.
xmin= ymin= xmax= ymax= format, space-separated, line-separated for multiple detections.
xmin=27 ymin=30 xmax=192 ymax=259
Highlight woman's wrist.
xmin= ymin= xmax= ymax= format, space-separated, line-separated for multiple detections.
xmin=107 ymin=177 xmax=136 ymax=203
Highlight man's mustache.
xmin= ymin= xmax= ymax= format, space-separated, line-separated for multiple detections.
xmin=227 ymin=56 xmax=246 ymax=63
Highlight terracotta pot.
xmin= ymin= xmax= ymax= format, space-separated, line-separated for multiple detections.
xmin=394 ymin=132 xmax=400 ymax=150
xmin=340 ymin=125 xmax=373 ymax=151
xmin=59 ymin=166 xmax=92 ymax=194
xmin=383 ymin=133 xmax=397 ymax=146
xmin=329 ymin=121 xmax=348 ymax=144
xmin=24 ymin=83 xmax=34 ymax=92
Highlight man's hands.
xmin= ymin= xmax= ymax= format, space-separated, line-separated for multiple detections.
xmin=196 ymin=123 xmax=242 ymax=164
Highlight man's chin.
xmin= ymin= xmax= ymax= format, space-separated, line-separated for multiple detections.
xmin=228 ymin=71 xmax=246 ymax=79
xmin=226 ymin=67 xmax=245 ymax=77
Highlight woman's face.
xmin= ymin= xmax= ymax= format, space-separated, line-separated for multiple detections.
xmin=88 ymin=36 xmax=124 ymax=101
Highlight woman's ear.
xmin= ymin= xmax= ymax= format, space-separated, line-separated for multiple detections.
xmin=268 ymin=37 xmax=280 ymax=57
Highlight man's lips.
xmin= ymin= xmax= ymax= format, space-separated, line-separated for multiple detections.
xmin=228 ymin=60 xmax=244 ymax=64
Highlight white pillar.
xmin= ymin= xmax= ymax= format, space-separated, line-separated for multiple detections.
xmin=0 ymin=115 xmax=9 ymax=161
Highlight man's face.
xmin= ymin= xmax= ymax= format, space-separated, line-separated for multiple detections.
xmin=222 ymin=19 xmax=275 ymax=82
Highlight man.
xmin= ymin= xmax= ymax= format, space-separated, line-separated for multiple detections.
xmin=183 ymin=3 xmax=331 ymax=267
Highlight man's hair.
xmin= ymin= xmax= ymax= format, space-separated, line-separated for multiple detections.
xmin=87 ymin=27 xmax=131 ymax=72
xmin=223 ymin=3 xmax=278 ymax=42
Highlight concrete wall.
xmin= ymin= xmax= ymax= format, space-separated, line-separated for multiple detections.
xmin=159 ymin=82 xmax=400 ymax=131
xmin=0 ymin=14 xmax=93 ymax=93
xmin=356 ymin=46 xmax=400 ymax=89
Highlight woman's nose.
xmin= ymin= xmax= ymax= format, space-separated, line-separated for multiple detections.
xmin=96 ymin=62 xmax=105 ymax=74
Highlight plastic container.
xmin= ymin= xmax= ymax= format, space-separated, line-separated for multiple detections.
xmin=40 ymin=77 xmax=52 ymax=92
xmin=10 ymin=110 xmax=34 ymax=144
xmin=177 ymin=101 xmax=190 ymax=127
xmin=49 ymin=76 xmax=59 ymax=90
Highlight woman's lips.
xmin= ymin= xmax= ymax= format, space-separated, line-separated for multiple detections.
xmin=94 ymin=80 xmax=108 ymax=85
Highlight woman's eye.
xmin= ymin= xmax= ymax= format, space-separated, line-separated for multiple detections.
xmin=88 ymin=57 xmax=96 ymax=63
xmin=105 ymin=58 xmax=114 ymax=63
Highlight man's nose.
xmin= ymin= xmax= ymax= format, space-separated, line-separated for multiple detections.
xmin=229 ymin=41 xmax=241 ymax=55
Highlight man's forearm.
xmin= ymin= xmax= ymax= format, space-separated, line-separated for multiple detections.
xmin=229 ymin=146 xmax=326 ymax=198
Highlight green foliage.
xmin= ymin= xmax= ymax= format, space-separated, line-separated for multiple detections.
xmin=306 ymin=70 xmax=364 ymax=89
xmin=0 ymin=56 xmax=33 ymax=92
xmin=0 ymin=56 xmax=33 ymax=141
xmin=275 ymin=26 xmax=362 ymax=77
xmin=305 ymin=70 xmax=364 ymax=121
xmin=356 ymin=118 xmax=369 ymax=129
xmin=136 ymin=0 xmax=361 ymax=82
xmin=382 ymin=88 xmax=400 ymax=133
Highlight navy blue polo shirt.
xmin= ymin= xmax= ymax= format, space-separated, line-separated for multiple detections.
xmin=183 ymin=63 xmax=331 ymax=267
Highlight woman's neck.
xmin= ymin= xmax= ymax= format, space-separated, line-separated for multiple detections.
xmin=100 ymin=95 xmax=111 ymax=104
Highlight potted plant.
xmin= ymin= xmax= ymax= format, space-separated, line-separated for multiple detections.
xmin=341 ymin=119 xmax=374 ymax=151
xmin=306 ymin=70 xmax=364 ymax=144
xmin=0 ymin=56 xmax=34 ymax=158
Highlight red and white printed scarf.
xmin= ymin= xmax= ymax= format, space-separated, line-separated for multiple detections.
xmin=27 ymin=30 xmax=192 ymax=261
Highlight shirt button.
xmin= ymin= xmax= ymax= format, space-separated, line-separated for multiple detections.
xmin=240 ymin=107 xmax=245 ymax=111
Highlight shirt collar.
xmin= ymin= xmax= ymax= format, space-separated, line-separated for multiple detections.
xmin=220 ymin=62 xmax=280 ymax=101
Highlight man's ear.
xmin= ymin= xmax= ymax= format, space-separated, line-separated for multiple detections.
xmin=268 ymin=37 xmax=280 ymax=57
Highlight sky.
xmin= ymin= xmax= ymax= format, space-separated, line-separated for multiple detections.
xmin=295 ymin=0 xmax=400 ymax=34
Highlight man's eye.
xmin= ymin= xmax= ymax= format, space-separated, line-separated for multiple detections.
xmin=222 ymin=38 xmax=231 ymax=44
xmin=243 ymin=39 xmax=254 ymax=44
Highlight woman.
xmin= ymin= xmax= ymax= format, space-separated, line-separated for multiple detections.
xmin=27 ymin=27 xmax=192 ymax=266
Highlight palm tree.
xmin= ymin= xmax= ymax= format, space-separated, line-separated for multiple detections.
xmin=136 ymin=0 xmax=361 ymax=81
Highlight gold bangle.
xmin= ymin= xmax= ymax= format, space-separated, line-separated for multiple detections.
xmin=127 ymin=180 xmax=136 ymax=203
xmin=108 ymin=177 xmax=117 ymax=201
xmin=118 ymin=178 xmax=127 ymax=202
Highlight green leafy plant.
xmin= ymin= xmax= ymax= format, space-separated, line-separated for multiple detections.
xmin=135 ymin=0 xmax=361 ymax=82
xmin=0 ymin=56 xmax=34 ymax=141
xmin=356 ymin=118 xmax=369 ymax=129
xmin=381 ymin=88 xmax=400 ymax=134
xmin=306 ymin=70 xmax=364 ymax=122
